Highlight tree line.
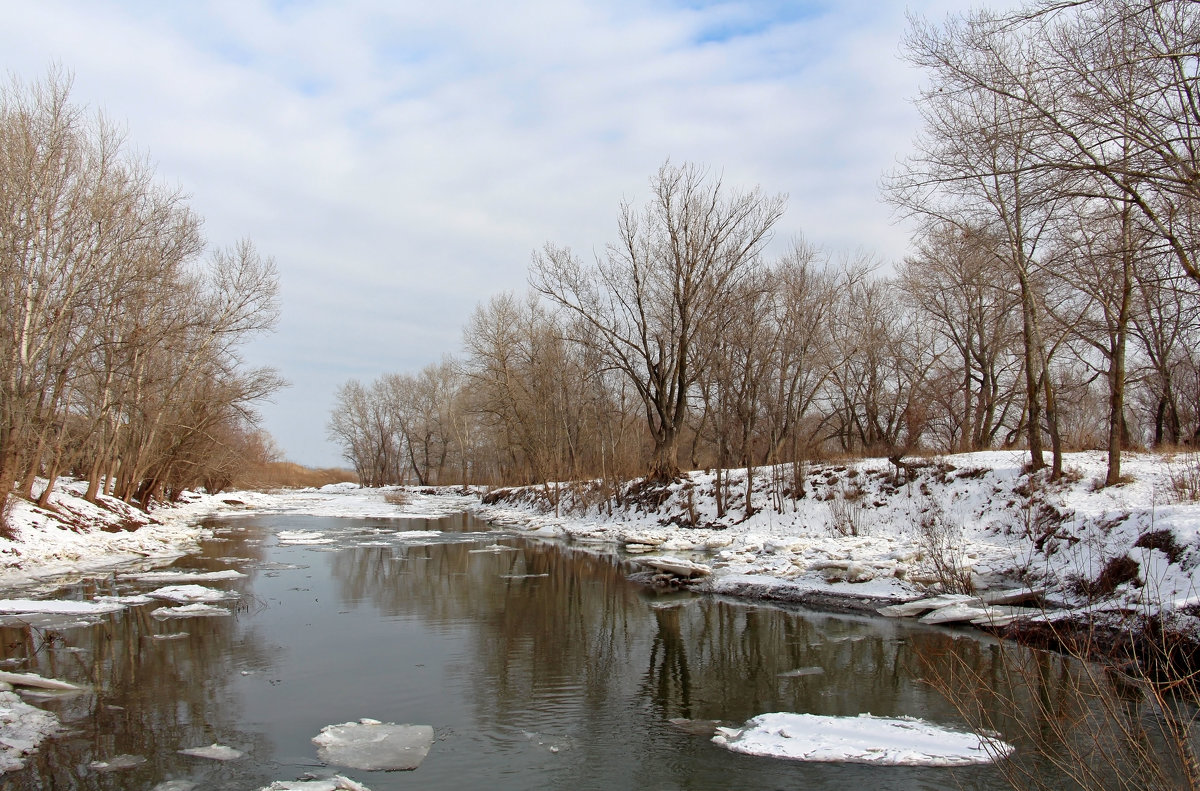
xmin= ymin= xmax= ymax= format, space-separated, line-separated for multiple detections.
xmin=330 ymin=0 xmax=1199 ymax=494
xmin=0 ymin=71 xmax=283 ymax=534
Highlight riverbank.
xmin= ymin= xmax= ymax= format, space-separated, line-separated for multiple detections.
xmin=470 ymin=450 xmax=1200 ymax=625
xmin=4 ymin=449 xmax=1199 ymax=626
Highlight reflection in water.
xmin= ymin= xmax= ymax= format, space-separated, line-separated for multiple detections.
xmin=0 ymin=513 xmax=1107 ymax=790
xmin=1 ymin=531 xmax=275 ymax=790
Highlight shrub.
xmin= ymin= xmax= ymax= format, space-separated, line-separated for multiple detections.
xmin=1133 ymin=529 xmax=1183 ymax=564
xmin=914 ymin=498 xmax=973 ymax=594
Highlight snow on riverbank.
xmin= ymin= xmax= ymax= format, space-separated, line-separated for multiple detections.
xmin=4 ymin=451 xmax=1200 ymax=620
xmin=0 ymin=480 xmax=474 ymax=588
xmin=472 ymin=450 xmax=1200 ymax=620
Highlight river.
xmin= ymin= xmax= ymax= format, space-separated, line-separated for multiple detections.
xmin=1 ymin=512 xmax=1045 ymax=790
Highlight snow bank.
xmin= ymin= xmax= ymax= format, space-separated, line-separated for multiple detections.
xmin=712 ymin=712 xmax=1012 ymax=766
xmin=472 ymin=451 xmax=1200 ymax=621
xmin=0 ymin=478 xmax=474 ymax=588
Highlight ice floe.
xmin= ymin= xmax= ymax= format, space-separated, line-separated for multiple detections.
xmin=151 ymin=603 xmax=232 ymax=619
xmin=123 ymin=569 xmax=246 ymax=583
xmin=0 ymin=598 xmax=125 ymax=615
xmin=635 ymin=556 xmax=712 ymax=579
xmin=258 ymin=775 xmax=371 ymax=791
xmin=177 ymin=742 xmax=244 ymax=760
xmin=151 ymin=781 xmax=199 ymax=791
xmin=0 ymin=690 xmax=59 ymax=773
xmin=88 ymin=753 xmax=147 ymax=771
xmin=148 ymin=584 xmax=238 ymax=604
xmin=277 ymin=531 xmax=335 ymax=545
xmin=95 ymin=593 xmax=155 ymax=605
xmin=0 ymin=671 xmax=80 ymax=691
xmin=712 ymin=712 xmax=1012 ymax=766
xmin=312 ymin=719 xmax=434 ymax=771
xmin=395 ymin=530 xmax=442 ymax=539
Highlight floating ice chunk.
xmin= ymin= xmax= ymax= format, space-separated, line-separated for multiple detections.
xmin=499 ymin=573 xmax=549 ymax=579
xmin=0 ymin=599 xmax=125 ymax=615
xmin=0 ymin=690 xmax=59 ymax=773
xmin=395 ymin=530 xmax=441 ymax=539
xmin=278 ymin=531 xmax=335 ymax=545
xmin=636 ymin=556 xmax=712 ymax=578
xmin=712 ymin=712 xmax=1012 ymax=766
xmin=123 ymin=569 xmax=246 ymax=583
xmin=312 ymin=719 xmax=434 ymax=771
xmin=876 ymin=594 xmax=979 ymax=618
xmin=88 ymin=753 xmax=147 ymax=772
xmin=149 ymin=584 xmax=237 ymax=604
xmin=95 ymin=594 xmax=155 ymax=605
xmin=468 ymin=544 xmax=518 ymax=553
xmin=0 ymin=671 xmax=80 ymax=691
xmin=919 ymin=602 xmax=993 ymax=625
xmin=178 ymin=743 xmax=244 ymax=760
xmin=258 ymin=774 xmax=371 ymax=790
xmin=151 ymin=603 xmax=232 ymax=620
xmin=0 ymin=612 xmax=102 ymax=630
xmin=151 ymin=632 xmax=190 ymax=640
xmin=151 ymin=781 xmax=198 ymax=791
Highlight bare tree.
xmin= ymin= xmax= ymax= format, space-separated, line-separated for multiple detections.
xmin=892 ymin=11 xmax=1069 ymax=476
xmin=531 ymin=161 xmax=785 ymax=482
xmin=898 ymin=224 xmax=1023 ymax=451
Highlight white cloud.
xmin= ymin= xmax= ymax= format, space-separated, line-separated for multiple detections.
xmin=0 ymin=0 xmax=977 ymax=465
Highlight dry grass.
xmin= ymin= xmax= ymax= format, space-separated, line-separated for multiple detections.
xmin=919 ymin=610 xmax=1200 ymax=791
xmin=1168 ymin=452 xmax=1200 ymax=503
xmin=235 ymin=461 xmax=359 ymax=490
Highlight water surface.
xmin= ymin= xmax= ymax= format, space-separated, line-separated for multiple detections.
xmin=0 ymin=513 xmax=1027 ymax=790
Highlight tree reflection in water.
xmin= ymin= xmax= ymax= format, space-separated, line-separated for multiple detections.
xmin=1 ymin=523 xmax=274 ymax=791
xmin=0 ymin=514 xmax=1102 ymax=791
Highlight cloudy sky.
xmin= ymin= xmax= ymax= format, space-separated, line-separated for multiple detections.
xmin=1 ymin=0 xmax=975 ymax=467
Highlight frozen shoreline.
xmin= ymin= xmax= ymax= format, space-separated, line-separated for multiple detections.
xmin=3 ymin=451 xmax=1199 ymax=623
xmin=470 ymin=450 xmax=1200 ymax=626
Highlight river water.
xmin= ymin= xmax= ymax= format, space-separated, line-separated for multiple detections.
xmin=1 ymin=513 xmax=1036 ymax=790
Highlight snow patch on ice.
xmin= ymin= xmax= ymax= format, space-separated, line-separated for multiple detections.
xmin=257 ymin=776 xmax=370 ymax=791
xmin=151 ymin=603 xmax=232 ymax=619
xmin=123 ymin=569 xmax=246 ymax=583
xmin=177 ymin=742 xmax=244 ymax=760
xmin=0 ymin=690 xmax=59 ymax=773
xmin=148 ymin=585 xmax=238 ymax=604
xmin=712 ymin=712 xmax=1012 ymax=766
xmin=0 ymin=598 xmax=125 ymax=615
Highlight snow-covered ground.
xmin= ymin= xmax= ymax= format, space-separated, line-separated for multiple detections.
xmin=5 ymin=450 xmax=1200 ymax=615
xmin=0 ymin=481 xmax=475 ymax=588
xmin=473 ymin=450 xmax=1200 ymax=620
